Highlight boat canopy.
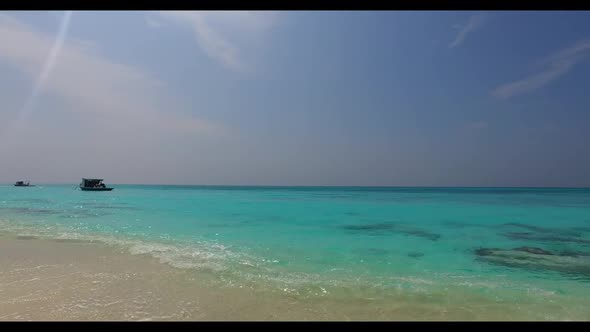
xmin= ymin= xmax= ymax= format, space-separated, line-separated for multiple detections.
xmin=81 ymin=178 xmax=104 ymax=187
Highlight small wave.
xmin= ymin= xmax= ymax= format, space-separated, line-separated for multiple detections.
xmin=0 ymin=218 xmax=246 ymax=275
xmin=127 ymin=242 xmax=234 ymax=272
xmin=0 ymin=219 xmax=582 ymax=304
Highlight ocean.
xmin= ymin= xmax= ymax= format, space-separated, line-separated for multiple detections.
xmin=1 ymin=185 xmax=590 ymax=320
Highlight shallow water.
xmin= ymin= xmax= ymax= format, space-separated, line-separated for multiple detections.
xmin=1 ymin=185 xmax=590 ymax=319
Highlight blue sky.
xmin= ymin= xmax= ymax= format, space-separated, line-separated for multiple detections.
xmin=0 ymin=11 xmax=589 ymax=186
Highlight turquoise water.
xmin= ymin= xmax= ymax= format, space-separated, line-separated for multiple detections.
xmin=2 ymin=185 xmax=590 ymax=317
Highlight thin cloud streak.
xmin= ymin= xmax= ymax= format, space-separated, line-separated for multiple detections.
xmin=145 ymin=13 xmax=164 ymax=28
xmin=157 ymin=11 xmax=278 ymax=71
xmin=492 ymin=40 xmax=590 ymax=99
xmin=449 ymin=13 xmax=486 ymax=49
xmin=0 ymin=14 xmax=227 ymax=137
xmin=0 ymin=13 xmax=233 ymax=184
xmin=16 ymin=11 xmax=72 ymax=125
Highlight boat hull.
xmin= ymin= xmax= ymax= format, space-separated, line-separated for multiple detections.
xmin=80 ymin=187 xmax=114 ymax=191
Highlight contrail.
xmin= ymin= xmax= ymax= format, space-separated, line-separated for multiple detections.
xmin=15 ymin=11 xmax=73 ymax=125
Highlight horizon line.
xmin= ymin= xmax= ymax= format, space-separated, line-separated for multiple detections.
xmin=2 ymin=182 xmax=590 ymax=189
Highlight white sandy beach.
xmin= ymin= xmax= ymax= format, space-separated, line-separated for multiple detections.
xmin=1 ymin=234 xmax=588 ymax=321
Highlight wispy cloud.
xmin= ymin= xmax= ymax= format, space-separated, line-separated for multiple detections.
xmin=0 ymin=13 xmax=233 ymax=183
xmin=449 ymin=13 xmax=487 ymax=49
xmin=492 ymin=40 xmax=590 ymax=99
xmin=157 ymin=11 xmax=278 ymax=71
xmin=17 ymin=11 xmax=72 ymax=124
xmin=0 ymin=14 xmax=226 ymax=136
xmin=145 ymin=13 xmax=164 ymax=28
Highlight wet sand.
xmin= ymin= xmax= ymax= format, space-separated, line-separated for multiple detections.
xmin=0 ymin=236 xmax=330 ymax=321
xmin=1 ymin=235 xmax=588 ymax=321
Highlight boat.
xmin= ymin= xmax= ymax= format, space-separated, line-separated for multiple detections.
xmin=80 ymin=178 xmax=114 ymax=191
xmin=14 ymin=180 xmax=34 ymax=187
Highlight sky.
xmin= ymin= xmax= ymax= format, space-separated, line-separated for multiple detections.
xmin=1 ymin=11 xmax=590 ymax=186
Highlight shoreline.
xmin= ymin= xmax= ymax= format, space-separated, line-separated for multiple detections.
xmin=1 ymin=234 xmax=589 ymax=320
xmin=0 ymin=235 xmax=342 ymax=321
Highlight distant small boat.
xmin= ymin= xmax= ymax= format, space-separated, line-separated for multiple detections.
xmin=14 ymin=180 xmax=34 ymax=187
xmin=80 ymin=178 xmax=114 ymax=191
